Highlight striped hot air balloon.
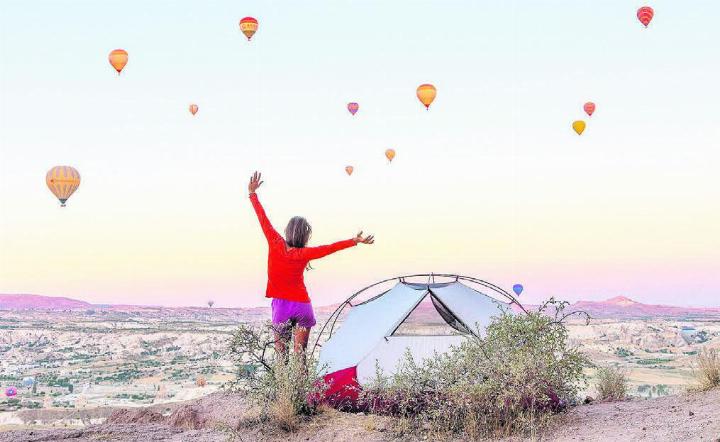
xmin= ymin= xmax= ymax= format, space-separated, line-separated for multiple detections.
xmin=189 ymin=104 xmax=199 ymax=115
xmin=637 ymin=6 xmax=654 ymax=27
xmin=108 ymin=49 xmax=128 ymax=74
xmin=46 ymin=166 xmax=81 ymax=207
xmin=239 ymin=17 xmax=259 ymax=40
xmin=584 ymin=102 xmax=596 ymax=117
xmin=347 ymin=102 xmax=359 ymax=116
xmin=345 ymin=166 xmax=354 ymax=176
xmin=416 ymin=84 xmax=437 ymax=110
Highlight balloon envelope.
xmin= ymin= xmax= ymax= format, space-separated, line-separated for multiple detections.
xmin=239 ymin=17 xmax=258 ymax=40
xmin=189 ymin=104 xmax=199 ymax=115
xmin=22 ymin=377 xmax=35 ymax=388
xmin=637 ymin=6 xmax=654 ymax=27
xmin=5 ymin=386 xmax=17 ymax=397
xmin=512 ymin=284 xmax=524 ymax=296
xmin=46 ymin=166 xmax=81 ymax=207
xmin=347 ymin=102 xmax=359 ymax=115
xmin=583 ymin=102 xmax=595 ymax=117
xmin=385 ymin=149 xmax=396 ymax=162
xmin=416 ymin=84 xmax=437 ymax=109
xmin=572 ymin=120 xmax=586 ymax=135
xmin=345 ymin=166 xmax=354 ymax=176
xmin=108 ymin=49 xmax=128 ymax=74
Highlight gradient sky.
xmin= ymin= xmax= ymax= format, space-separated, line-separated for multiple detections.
xmin=1 ymin=1 xmax=718 ymax=308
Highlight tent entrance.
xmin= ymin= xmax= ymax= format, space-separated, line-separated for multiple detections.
xmin=391 ymin=293 xmax=469 ymax=336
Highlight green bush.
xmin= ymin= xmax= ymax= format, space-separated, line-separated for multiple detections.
xmin=228 ymin=322 xmax=327 ymax=431
xmin=595 ymin=367 xmax=628 ymax=401
xmin=360 ymin=299 xmax=590 ymax=439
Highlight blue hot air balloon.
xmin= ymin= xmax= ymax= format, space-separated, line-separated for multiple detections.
xmin=512 ymin=284 xmax=524 ymax=296
xmin=22 ymin=377 xmax=35 ymax=388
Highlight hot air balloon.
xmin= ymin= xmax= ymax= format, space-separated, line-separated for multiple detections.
xmin=189 ymin=104 xmax=199 ymax=115
xmin=637 ymin=6 xmax=654 ymax=27
xmin=108 ymin=49 xmax=128 ymax=74
xmin=584 ymin=102 xmax=596 ymax=117
xmin=385 ymin=149 xmax=396 ymax=162
xmin=5 ymin=386 xmax=17 ymax=397
xmin=416 ymin=84 xmax=437 ymax=110
xmin=345 ymin=166 xmax=354 ymax=176
xmin=22 ymin=377 xmax=35 ymax=388
xmin=347 ymin=102 xmax=359 ymax=116
xmin=572 ymin=120 xmax=586 ymax=136
xmin=239 ymin=17 xmax=259 ymax=41
xmin=512 ymin=284 xmax=524 ymax=296
xmin=46 ymin=166 xmax=81 ymax=207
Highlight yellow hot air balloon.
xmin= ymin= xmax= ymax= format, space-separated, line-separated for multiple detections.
xmin=416 ymin=84 xmax=437 ymax=110
xmin=46 ymin=166 xmax=81 ymax=207
xmin=108 ymin=49 xmax=128 ymax=74
xmin=345 ymin=166 xmax=354 ymax=176
xmin=385 ymin=149 xmax=396 ymax=162
xmin=189 ymin=104 xmax=199 ymax=115
xmin=572 ymin=120 xmax=586 ymax=135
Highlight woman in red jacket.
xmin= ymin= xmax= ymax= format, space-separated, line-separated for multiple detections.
xmin=248 ymin=171 xmax=374 ymax=356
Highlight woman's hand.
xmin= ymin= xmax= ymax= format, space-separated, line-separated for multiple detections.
xmin=248 ymin=171 xmax=263 ymax=194
xmin=353 ymin=231 xmax=375 ymax=245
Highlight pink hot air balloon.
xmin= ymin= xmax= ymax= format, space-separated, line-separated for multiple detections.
xmin=5 ymin=386 xmax=17 ymax=397
xmin=637 ymin=6 xmax=654 ymax=27
xmin=584 ymin=102 xmax=596 ymax=117
xmin=347 ymin=102 xmax=359 ymax=116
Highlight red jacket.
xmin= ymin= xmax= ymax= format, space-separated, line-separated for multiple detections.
xmin=250 ymin=193 xmax=357 ymax=303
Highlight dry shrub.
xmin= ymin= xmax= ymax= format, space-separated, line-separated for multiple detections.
xmin=361 ymin=299 xmax=590 ymax=439
xmin=594 ymin=366 xmax=628 ymax=401
xmin=694 ymin=348 xmax=720 ymax=391
xmin=227 ymin=322 xmax=326 ymax=432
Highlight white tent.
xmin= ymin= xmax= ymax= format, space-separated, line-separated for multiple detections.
xmin=316 ymin=275 xmax=518 ymax=404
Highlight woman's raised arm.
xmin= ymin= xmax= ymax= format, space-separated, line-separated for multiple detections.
xmin=248 ymin=171 xmax=283 ymax=244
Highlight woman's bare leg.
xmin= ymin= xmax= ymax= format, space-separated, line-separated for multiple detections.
xmin=294 ymin=327 xmax=310 ymax=354
xmin=274 ymin=323 xmax=292 ymax=359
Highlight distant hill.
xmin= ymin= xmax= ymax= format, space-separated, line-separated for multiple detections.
xmin=565 ymin=295 xmax=720 ymax=319
xmin=0 ymin=294 xmax=92 ymax=310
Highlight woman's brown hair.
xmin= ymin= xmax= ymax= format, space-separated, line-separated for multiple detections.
xmin=284 ymin=216 xmax=312 ymax=248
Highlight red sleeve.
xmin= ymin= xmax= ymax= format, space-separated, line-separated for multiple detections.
xmin=297 ymin=239 xmax=357 ymax=261
xmin=249 ymin=193 xmax=283 ymax=245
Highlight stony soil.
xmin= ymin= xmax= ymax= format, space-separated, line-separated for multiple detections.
xmin=1 ymin=389 xmax=718 ymax=441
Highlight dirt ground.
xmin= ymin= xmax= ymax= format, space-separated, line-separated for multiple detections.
xmin=1 ymin=389 xmax=718 ymax=441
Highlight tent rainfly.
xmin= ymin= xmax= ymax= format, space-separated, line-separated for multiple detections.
xmin=315 ymin=275 xmax=520 ymax=407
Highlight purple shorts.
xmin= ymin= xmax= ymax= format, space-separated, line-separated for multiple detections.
xmin=271 ymin=298 xmax=316 ymax=329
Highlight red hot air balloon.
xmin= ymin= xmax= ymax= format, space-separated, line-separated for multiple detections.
xmin=637 ymin=6 xmax=654 ymax=27
xmin=347 ymin=102 xmax=359 ymax=116
xmin=584 ymin=102 xmax=596 ymax=117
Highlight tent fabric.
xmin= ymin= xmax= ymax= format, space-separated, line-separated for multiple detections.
xmin=318 ymin=282 xmax=427 ymax=374
xmin=430 ymin=282 xmax=509 ymax=336
xmin=356 ymin=335 xmax=467 ymax=384
xmin=318 ymin=279 xmax=512 ymax=408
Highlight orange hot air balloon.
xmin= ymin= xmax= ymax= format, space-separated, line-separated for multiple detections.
xmin=385 ymin=149 xmax=396 ymax=162
xmin=345 ymin=166 xmax=354 ymax=176
xmin=239 ymin=17 xmax=259 ymax=40
xmin=189 ymin=104 xmax=199 ymax=115
xmin=108 ymin=49 xmax=128 ymax=74
xmin=584 ymin=102 xmax=596 ymax=117
xmin=572 ymin=120 xmax=586 ymax=136
xmin=46 ymin=166 xmax=81 ymax=207
xmin=416 ymin=84 xmax=437 ymax=110
xmin=637 ymin=6 xmax=654 ymax=28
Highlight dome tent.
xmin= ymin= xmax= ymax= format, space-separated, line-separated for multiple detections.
xmin=313 ymin=274 xmax=523 ymax=407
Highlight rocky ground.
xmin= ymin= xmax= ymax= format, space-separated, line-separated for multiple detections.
xmin=1 ymin=388 xmax=719 ymax=441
